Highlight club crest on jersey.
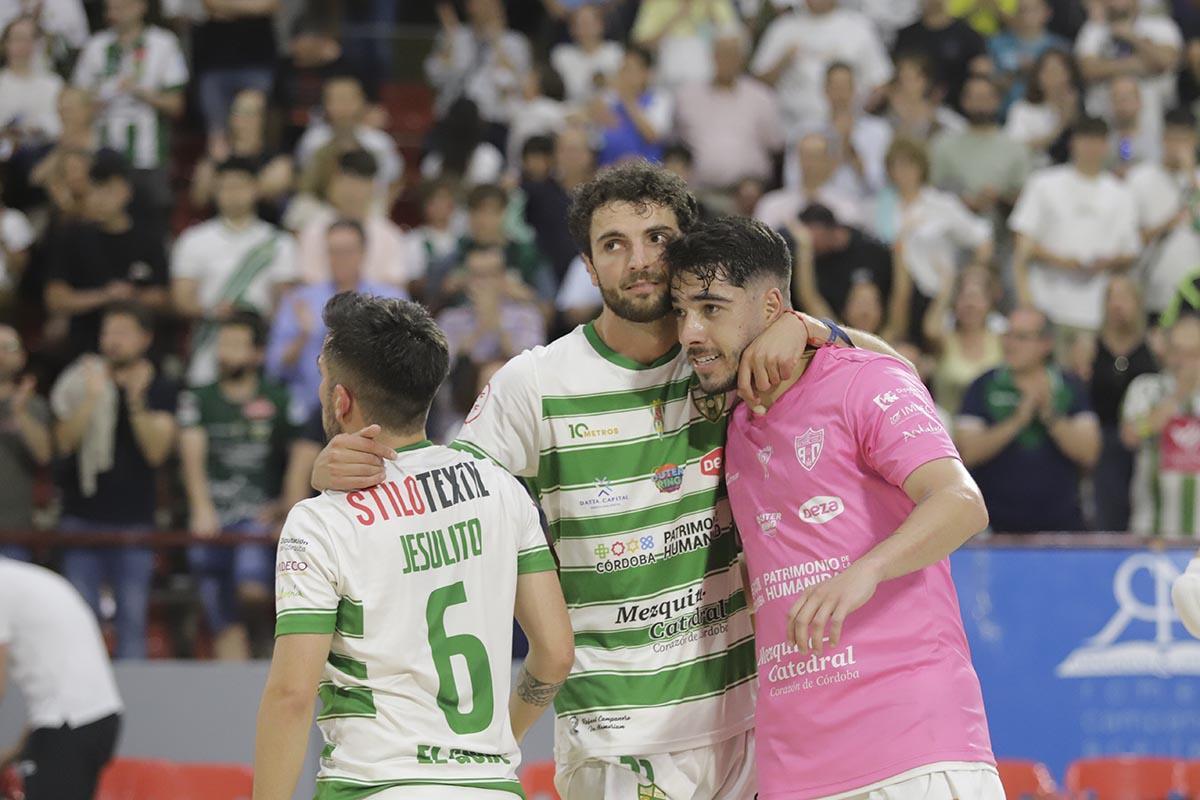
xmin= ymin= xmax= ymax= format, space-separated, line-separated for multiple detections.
xmin=651 ymin=398 xmax=665 ymax=438
xmin=692 ymin=389 xmax=726 ymax=423
xmin=795 ymin=427 xmax=824 ymax=471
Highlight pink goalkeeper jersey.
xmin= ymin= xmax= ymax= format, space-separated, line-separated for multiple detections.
xmin=725 ymin=347 xmax=993 ymax=800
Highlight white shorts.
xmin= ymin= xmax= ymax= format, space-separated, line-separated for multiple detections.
xmin=555 ymin=730 xmax=756 ymax=800
xmin=821 ymin=763 xmax=1004 ymax=800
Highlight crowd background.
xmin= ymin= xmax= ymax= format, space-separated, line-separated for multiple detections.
xmin=0 ymin=0 xmax=1197 ymax=660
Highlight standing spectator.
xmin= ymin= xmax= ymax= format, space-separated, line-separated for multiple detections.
xmin=751 ymin=0 xmax=893 ymax=140
xmin=1123 ymin=313 xmax=1200 ymax=536
xmin=267 ymin=220 xmax=405 ymax=418
xmin=44 ymin=150 xmax=168 ymax=358
xmin=988 ymin=0 xmax=1069 ymax=110
xmin=924 ymin=266 xmax=1004 ymax=415
xmin=631 ymin=0 xmax=738 ymax=91
xmin=1004 ymin=47 xmax=1083 ymax=162
xmin=878 ymin=51 xmax=967 ymax=143
xmin=551 ymin=4 xmax=623 ymax=106
xmin=1092 ymin=275 xmax=1156 ymax=531
xmin=26 ymin=87 xmax=97 ymax=215
xmin=190 ymin=0 xmax=277 ymax=139
xmin=406 ymin=178 xmax=468 ymax=301
xmin=754 ymin=132 xmax=866 ymax=229
xmin=420 ymin=97 xmax=505 ymax=188
xmin=505 ymin=64 xmax=568 ymax=169
xmin=71 ymin=0 xmax=187 ymax=224
xmin=846 ymin=0 xmax=922 ymax=44
xmin=171 ymin=157 xmax=297 ymax=387
xmin=0 ymin=16 xmax=64 ymax=151
xmin=674 ymin=25 xmax=785 ymax=201
xmin=50 ymin=302 xmax=177 ymax=658
xmin=447 ymin=183 xmax=553 ymax=304
xmin=590 ymin=46 xmax=672 ymax=166
xmin=179 ymin=312 xmax=297 ymax=660
xmin=522 ymin=123 xmax=596 ymax=284
xmin=1009 ymin=117 xmax=1141 ymax=334
xmin=956 ymin=306 xmax=1101 ymax=532
xmin=1106 ymin=74 xmax=1160 ymax=173
xmin=0 ymin=325 xmax=51 ymax=561
xmin=1128 ymin=108 xmax=1200 ymax=322
xmin=893 ymin=0 xmax=989 ymax=110
xmin=840 ymin=278 xmax=887 ymax=335
xmin=0 ymin=0 xmax=87 ymax=73
xmin=295 ymin=149 xmax=412 ymax=289
xmin=804 ymin=61 xmax=893 ymax=195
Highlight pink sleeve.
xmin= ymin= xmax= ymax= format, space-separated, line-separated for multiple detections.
xmin=845 ymin=357 xmax=961 ymax=488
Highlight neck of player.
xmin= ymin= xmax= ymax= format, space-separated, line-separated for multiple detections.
xmin=592 ymin=308 xmax=678 ymax=366
xmin=373 ymin=428 xmax=428 ymax=452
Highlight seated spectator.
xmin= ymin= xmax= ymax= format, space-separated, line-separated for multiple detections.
xmin=522 ymin=125 xmax=597 ymax=284
xmin=189 ymin=0 xmax=276 ymax=139
xmin=295 ymin=75 xmax=402 ymax=209
xmin=1092 ymin=275 xmax=1157 ymax=531
xmin=924 ymin=265 xmax=1004 ymax=415
xmin=631 ymin=0 xmax=738 ymax=91
xmin=870 ymin=137 xmax=993 ymax=340
xmin=1127 ymin=108 xmax=1200 ymax=322
xmin=674 ymin=25 xmax=784 ymax=201
xmin=0 ymin=325 xmax=52 ymax=561
xmin=295 ymin=149 xmax=411 ymax=287
xmin=421 ymin=97 xmax=505 ymax=189
xmin=754 ymin=132 xmax=866 ymax=230
xmin=877 ymin=52 xmax=966 ymax=143
xmin=955 ymin=306 xmax=1101 ymax=532
xmin=988 ymin=0 xmax=1069 ymax=110
xmin=751 ymin=0 xmax=892 ymax=141
xmin=590 ymin=46 xmax=672 ymax=166
xmin=179 ymin=312 xmax=298 ymax=660
xmin=893 ymin=0 xmax=989 ymax=110
xmin=1106 ymin=74 xmax=1160 ymax=174
xmin=438 ymin=245 xmax=546 ymax=367
xmin=505 ymin=63 xmax=568 ymax=169
xmin=50 ymin=301 xmax=178 ymax=658
xmin=0 ymin=172 xmax=34 ymax=314
xmin=1010 ymin=117 xmax=1140 ymax=334
xmin=797 ymin=61 xmax=892 ymax=195
xmin=267 ymin=220 xmax=405 ymax=419
xmin=1004 ymin=48 xmax=1083 ymax=163
xmin=190 ymin=88 xmax=294 ymax=224
xmin=0 ymin=15 xmax=64 ymax=152
xmin=171 ymin=157 xmax=297 ymax=387
xmin=1122 ymin=313 xmax=1200 ymax=536
xmin=930 ymin=75 xmax=1032 ymax=227
xmin=44 ymin=150 xmax=169 ymax=358
xmin=551 ymin=4 xmax=623 ymax=106
xmin=406 ymin=178 xmax=469 ymax=302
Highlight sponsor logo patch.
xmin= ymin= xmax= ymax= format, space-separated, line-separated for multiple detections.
xmin=653 ymin=463 xmax=684 ymax=493
xmin=798 ymin=496 xmax=844 ymax=525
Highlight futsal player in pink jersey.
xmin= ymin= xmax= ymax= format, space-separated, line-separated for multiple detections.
xmin=666 ymin=216 xmax=1001 ymax=800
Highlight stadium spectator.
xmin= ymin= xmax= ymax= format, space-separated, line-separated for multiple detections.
xmin=956 ymin=306 xmax=1101 ymax=533
xmin=590 ymin=45 xmax=672 ymax=166
xmin=295 ymin=149 xmax=412 ymax=289
xmin=754 ymin=132 xmax=866 ymax=230
xmin=279 ymin=406 xmax=323 ymax=511
xmin=189 ymin=88 xmax=293 ymax=224
xmin=800 ymin=61 xmax=892 ymax=195
xmin=1092 ymin=275 xmax=1157 ymax=531
xmin=631 ymin=0 xmax=738 ymax=90
xmin=0 ymin=326 xmax=51 ymax=561
xmin=0 ymin=172 xmax=33 ymax=314
xmin=522 ymin=124 xmax=596 ymax=284
xmin=421 ymin=97 xmax=505 ymax=188
xmin=673 ymin=25 xmax=784 ymax=200
xmin=406 ymin=178 xmax=468 ymax=301
xmin=850 ymin=0 xmax=921 ymax=45
xmin=551 ymin=4 xmax=623 ymax=106
xmin=1106 ymin=74 xmax=1160 ymax=173
xmin=44 ymin=150 xmax=168 ymax=358
xmin=25 ymin=86 xmax=96 ymax=212
xmin=1122 ymin=313 xmax=1200 ymax=536
xmin=171 ymin=156 xmax=297 ymax=387
xmin=180 ymin=312 xmax=298 ymax=660
xmin=295 ymin=75 xmax=402 ymax=209
xmin=1010 ymin=116 xmax=1140 ymax=334
xmin=751 ymin=0 xmax=892 ymax=140
xmin=988 ymin=0 xmax=1069 ymax=110
xmin=71 ymin=0 xmax=187 ymax=224
xmin=924 ymin=265 xmax=1004 ymax=415
xmin=267 ymin=219 xmax=405 ymax=419
xmin=870 ymin=136 xmax=993 ymax=341
xmin=930 ymin=74 xmax=1032 ymax=228
xmin=893 ymin=0 xmax=989 ymax=110
xmin=189 ymin=0 xmax=277 ymax=139
xmin=950 ymin=0 xmax=1014 ymax=36
xmin=840 ymin=278 xmax=887 ymax=336
xmin=51 ymin=302 xmax=178 ymax=658
xmin=0 ymin=15 xmax=64 ymax=151
xmin=1004 ymin=47 xmax=1083 ymax=162
xmin=1127 ymin=108 xmax=1200 ymax=322
xmin=505 ymin=63 xmax=568 ymax=169
xmin=877 ymin=51 xmax=966 ymax=143
xmin=0 ymin=0 xmax=87 ymax=73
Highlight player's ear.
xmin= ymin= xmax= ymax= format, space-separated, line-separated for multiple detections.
xmin=333 ymin=384 xmax=352 ymax=424
xmin=582 ymin=255 xmax=599 ymax=288
xmin=763 ymin=286 xmax=785 ymax=322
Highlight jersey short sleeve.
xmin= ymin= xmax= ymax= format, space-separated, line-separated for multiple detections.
xmin=274 ymin=502 xmax=343 ymax=636
xmin=453 ymin=350 xmax=542 ymax=478
xmin=504 ymin=472 xmax=555 ymax=575
xmin=154 ymin=29 xmax=190 ymax=90
xmin=1122 ymin=373 xmax=1165 ymax=424
xmin=847 ymin=357 xmax=962 ymax=489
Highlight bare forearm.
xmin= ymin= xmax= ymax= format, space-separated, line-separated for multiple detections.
xmin=509 ymin=660 xmax=566 ymax=742
xmin=128 ymin=410 xmax=174 ymax=466
xmin=1047 ymin=417 xmax=1101 ymax=468
xmin=46 ymin=283 xmax=110 ymax=316
xmin=621 ymin=100 xmax=662 ymax=143
xmin=955 ymin=416 xmax=1027 ymax=467
xmin=56 ymin=396 xmax=101 ymax=454
xmin=252 ymin=692 xmax=315 ymax=800
xmin=14 ymin=413 xmax=52 ymax=465
xmin=858 ymin=484 xmax=987 ymax=583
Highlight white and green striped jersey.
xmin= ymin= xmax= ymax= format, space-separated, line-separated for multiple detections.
xmin=274 ymin=441 xmax=557 ymax=800
xmin=71 ymin=26 xmax=188 ymax=170
xmin=453 ymin=323 xmax=756 ymax=762
xmin=1124 ymin=372 xmax=1200 ymax=537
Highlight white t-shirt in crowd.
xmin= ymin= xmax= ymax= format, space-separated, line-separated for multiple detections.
xmin=420 ymin=142 xmax=505 ymax=189
xmin=0 ymin=559 xmax=123 ymax=729
xmin=1126 ymin=161 xmax=1200 ymax=313
xmin=551 ymin=41 xmax=624 ymax=106
xmin=504 ymin=98 xmax=568 ymax=166
xmin=1008 ymin=165 xmax=1141 ymax=330
xmin=754 ymin=181 xmax=866 ymax=231
xmin=0 ymin=208 xmax=35 ymax=290
xmin=0 ymin=69 xmax=63 ymax=141
xmin=1005 ymin=101 xmax=1061 ymax=151
xmin=555 ymin=255 xmax=601 ymax=314
xmin=295 ymin=123 xmax=405 ymax=199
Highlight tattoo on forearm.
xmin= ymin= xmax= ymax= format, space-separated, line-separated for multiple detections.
xmin=516 ymin=665 xmax=564 ymax=707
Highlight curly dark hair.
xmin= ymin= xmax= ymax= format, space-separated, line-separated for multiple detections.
xmin=322 ymin=292 xmax=449 ymax=434
xmin=567 ymin=160 xmax=700 ymax=257
xmin=663 ymin=216 xmax=792 ymax=298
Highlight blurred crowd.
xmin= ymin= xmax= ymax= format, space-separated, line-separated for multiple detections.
xmin=1 ymin=0 xmax=1199 ymax=659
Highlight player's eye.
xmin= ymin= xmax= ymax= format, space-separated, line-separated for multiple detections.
xmin=704 ymin=304 xmax=721 ymax=316
xmin=650 ymin=232 xmax=670 ymax=244
xmin=672 ymin=307 xmax=686 ymax=318
xmin=603 ymin=240 xmax=623 ymax=252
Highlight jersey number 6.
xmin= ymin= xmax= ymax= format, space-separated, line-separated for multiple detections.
xmin=426 ymin=581 xmax=496 ymax=735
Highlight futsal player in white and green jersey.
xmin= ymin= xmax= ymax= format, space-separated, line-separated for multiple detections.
xmin=253 ymin=293 xmax=574 ymax=800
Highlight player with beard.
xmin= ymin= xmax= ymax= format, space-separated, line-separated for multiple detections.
xmin=179 ymin=311 xmax=301 ymax=659
xmin=308 ymin=162 xmax=904 ymax=799
xmin=668 ymin=216 xmax=999 ymax=800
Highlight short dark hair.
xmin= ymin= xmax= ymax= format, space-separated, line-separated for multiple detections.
xmin=327 ymin=217 xmax=366 ymax=246
xmin=798 ymin=203 xmax=839 ymax=228
xmin=522 ymin=135 xmax=555 ymax=160
xmin=89 ymin=149 xmax=132 ymax=184
xmin=215 ymin=156 xmax=259 ymax=178
xmin=663 ymin=142 xmax=694 ymax=167
xmin=1166 ymin=106 xmax=1197 ymax=130
xmin=1072 ymin=115 xmax=1110 ymax=138
xmin=220 ymin=308 xmax=267 ymax=348
xmin=664 ymin=216 xmax=792 ymax=299
xmin=567 ymin=160 xmax=699 ymax=257
xmin=322 ymin=292 xmax=450 ymax=434
xmin=337 ymin=148 xmax=378 ymax=179
xmin=466 ymin=183 xmax=508 ymax=211
xmin=103 ymin=300 xmax=153 ymax=332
